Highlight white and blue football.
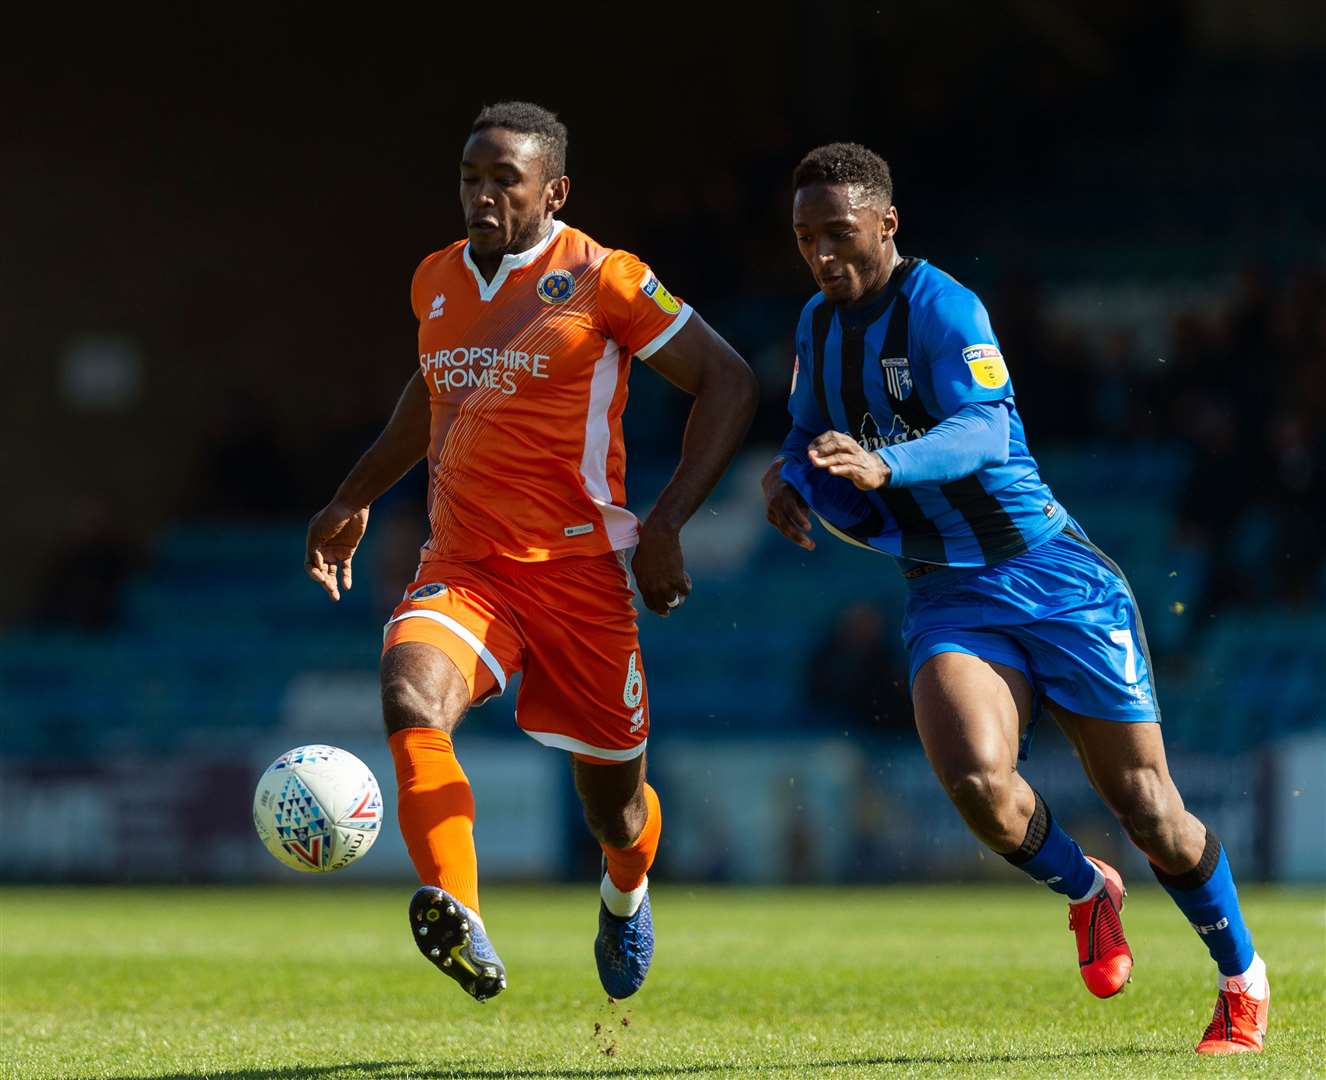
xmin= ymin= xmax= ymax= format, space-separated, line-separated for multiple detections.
xmin=253 ymin=745 xmax=382 ymax=873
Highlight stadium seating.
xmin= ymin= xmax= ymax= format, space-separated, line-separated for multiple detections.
xmin=2 ymin=445 xmax=1321 ymax=762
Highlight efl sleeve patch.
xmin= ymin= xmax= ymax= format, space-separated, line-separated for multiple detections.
xmin=641 ymin=272 xmax=682 ymax=315
xmin=962 ymin=344 xmax=1008 ymax=389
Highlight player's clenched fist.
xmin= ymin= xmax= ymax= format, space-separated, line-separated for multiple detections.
xmin=762 ymin=458 xmax=816 ymax=551
xmin=305 ymin=503 xmax=370 ymax=602
xmin=808 ymin=431 xmax=891 ymax=491
xmin=631 ymin=519 xmax=692 ymax=617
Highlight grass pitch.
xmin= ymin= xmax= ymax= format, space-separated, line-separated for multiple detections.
xmin=1 ymin=885 xmax=1322 ymax=1079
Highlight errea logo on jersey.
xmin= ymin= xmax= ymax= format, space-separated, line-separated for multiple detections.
xmin=428 ymin=294 xmax=446 ymax=320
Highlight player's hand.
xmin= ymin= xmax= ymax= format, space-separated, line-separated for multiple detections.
xmin=808 ymin=431 xmax=891 ymax=491
xmin=762 ymin=458 xmax=815 ymax=551
xmin=305 ymin=502 xmax=370 ymax=602
xmin=632 ymin=518 xmax=692 ymax=617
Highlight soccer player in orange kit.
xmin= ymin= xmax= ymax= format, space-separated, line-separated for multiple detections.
xmin=304 ymin=102 xmax=758 ymax=1002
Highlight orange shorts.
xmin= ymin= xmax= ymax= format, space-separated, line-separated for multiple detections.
xmin=382 ymin=552 xmax=649 ymax=761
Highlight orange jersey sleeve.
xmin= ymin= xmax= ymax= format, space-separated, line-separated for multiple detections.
xmin=596 ymin=250 xmax=693 ymax=359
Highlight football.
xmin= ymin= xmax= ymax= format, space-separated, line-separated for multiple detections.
xmin=253 ymin=744 xmax=383 ymax=873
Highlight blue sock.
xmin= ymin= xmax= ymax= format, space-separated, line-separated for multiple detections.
xmin=1001 ymin=791 xmax=1099 ymax=900
xmin=1152 ymin=828 xmax=1255 ymax=977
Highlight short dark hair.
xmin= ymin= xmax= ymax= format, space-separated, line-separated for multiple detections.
xmin=471 ymin=101 xmax=568 ymax=181
xmin=793 ymin=143 xmax=893 ymax=208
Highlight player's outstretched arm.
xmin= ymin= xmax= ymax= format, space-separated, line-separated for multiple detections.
xmin=635 ymin=314 xmax=759 ymax=616
xmin=807 ymin=402 xmax=1009 ymax=491
xmin=304 ymin=371 xmax=430 ymax=602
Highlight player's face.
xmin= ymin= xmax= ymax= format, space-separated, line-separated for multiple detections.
xmin=459 ymin=128 xmax=567 ymax=256
xmin=793 ymin=183 xmax=898 ymax=306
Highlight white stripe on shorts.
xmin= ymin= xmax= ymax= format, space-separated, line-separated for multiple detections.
xmin=384 ymin=609 xmax=507 ymax=692
xmin=520 ymin=728 xmax=647 ymax=761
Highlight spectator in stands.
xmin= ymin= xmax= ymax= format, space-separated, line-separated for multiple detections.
xmin=192 ymin=391 xmax=296 ymax=519
xmin=805 ymin=602 xmax=914 ymax=736
xmin=30 ymin=493 xmax=141 ymax=631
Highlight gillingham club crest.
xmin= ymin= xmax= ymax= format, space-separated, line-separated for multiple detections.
xmin=536 ymin=269 xmax=575 ymax=305
xmin=881 ymin=355 xmax=914 ymax=401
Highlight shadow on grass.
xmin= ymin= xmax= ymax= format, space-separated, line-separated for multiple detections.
xmin=108 ymin=1045 xmax=1184 ymax=1079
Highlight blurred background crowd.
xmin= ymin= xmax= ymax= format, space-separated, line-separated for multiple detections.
xmin=2 ymin=2 xmax=1322 ymax=886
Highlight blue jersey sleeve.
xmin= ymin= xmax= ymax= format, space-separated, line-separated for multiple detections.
xmin=918 ymin=286 xmax=1014 ymax=416
xmin=876 ymin=401 xmax=1010 ymax=487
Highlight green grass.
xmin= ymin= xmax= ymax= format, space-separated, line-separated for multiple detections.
xmin=1 ymin=885 xmax=1322 ymax=1079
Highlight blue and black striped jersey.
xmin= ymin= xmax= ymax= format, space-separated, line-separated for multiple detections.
xmin=778 ymin=257 xmax=1066 ymax=572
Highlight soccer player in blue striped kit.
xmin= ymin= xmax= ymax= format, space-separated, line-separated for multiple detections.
xmin=763 ymin=143 xmax=1268 ymax=1054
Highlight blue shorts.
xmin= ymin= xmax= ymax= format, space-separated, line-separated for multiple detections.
xmin=902 ymin=524 xmax=1160 ymax=737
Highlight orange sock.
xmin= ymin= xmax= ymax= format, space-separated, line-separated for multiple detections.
xmin=387 ymin=727 xmax=480 ymax=916
xmin=602 ymin=783 xmax=662 ymax=892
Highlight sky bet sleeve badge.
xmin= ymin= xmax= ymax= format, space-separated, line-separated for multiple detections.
xmin=641 ymin=272 xmax=682 ymax=315
xmin=536 ymin=269 xmax=575 ymax=305
xmin=962 ymin=344 xmax=1009 ymax=389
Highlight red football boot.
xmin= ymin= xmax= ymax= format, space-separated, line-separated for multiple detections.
xmin=1195 ymin=983 xmax=1269 ymax=1054
xmin=1068 ymin=856 xmax=1133 ymax=998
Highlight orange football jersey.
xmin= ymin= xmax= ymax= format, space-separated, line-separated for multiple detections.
xmin=410 ymin=221 xmax=690 ymax=563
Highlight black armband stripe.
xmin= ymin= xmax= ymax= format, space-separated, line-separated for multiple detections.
xmin=1001 ymin=789 xmax=1051 ymax=866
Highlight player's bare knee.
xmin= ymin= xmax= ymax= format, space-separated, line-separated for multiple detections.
xmin=379 ymin=645 xmax=468 ymax=736
xmin=940 ymin=764 xmax=1026 ymax=846
xmin=942 ymin=765 xmax=1010 ymax=816
xmin=381 ymin=675 xmax=440 ymax=733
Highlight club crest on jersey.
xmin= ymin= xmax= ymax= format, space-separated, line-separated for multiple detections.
xmin=880 ymin=355 xmax=913 ymax=400
xmin=536 ymin=269 xmax=575 ymax=305
xmin=409 ymin=583 xmax=447 ymax=601
xmin=641 ymin=272 xmax=682 ymax=315
xmin=962 ymin=344 xmax=1009 ymax=389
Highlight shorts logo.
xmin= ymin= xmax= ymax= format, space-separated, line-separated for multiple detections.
xmin=564 ymin=523 xmax=594 ymax=537
xmin=641 ymin=273 xmax=682 ymax=315
xmin=880 ymin=355 xmax=913 ymax=400
xmin=536 ymin=269 xmax=575 ymax=305
xmin=629 ymin=707 xmax=645 ymax=733
xmin=962 ymin=344 xmax=1009 ymax=389
xmin=428 ymin=293 xmax=446 ymax=320
xmin=409 ymin=583 xmax=447 ymax=601
xmin=622 ymin=651 xmax=644 ymax=709
xmin=790 ymin=354 xmax=799 ymax=396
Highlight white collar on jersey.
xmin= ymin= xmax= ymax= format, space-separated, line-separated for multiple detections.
xmin=462 ymin=218 xmax=566 ymax=302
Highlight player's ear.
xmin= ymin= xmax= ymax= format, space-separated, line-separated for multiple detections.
xmin=547 ymin=175 xmax=570 ymax=215
xmin=882 ymin=204 xmax=899 ymax=240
